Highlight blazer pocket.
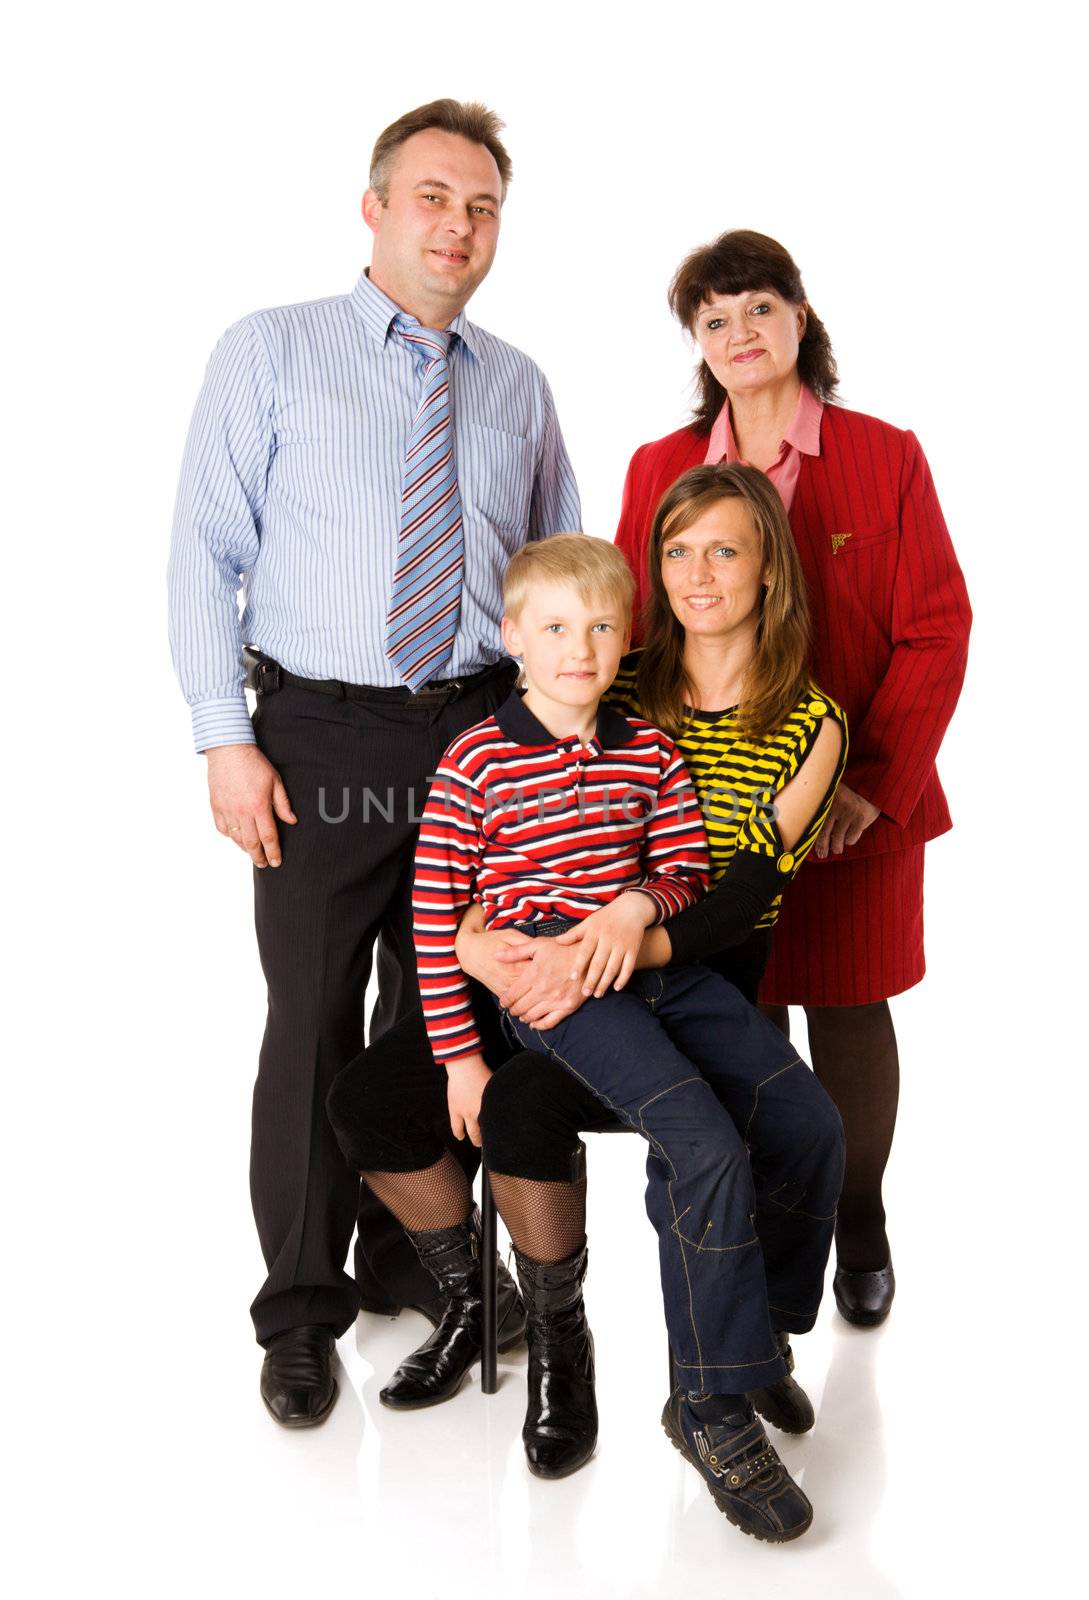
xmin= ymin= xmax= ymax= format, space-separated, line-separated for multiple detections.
xmin=465 ymin=423 xmax=534 ymax=533
xmin=833 ymin=522 xmax=898 ymax=555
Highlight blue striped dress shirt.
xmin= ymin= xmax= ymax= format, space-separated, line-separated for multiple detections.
xmin=168 ymin=270 xmax=582 ymax=752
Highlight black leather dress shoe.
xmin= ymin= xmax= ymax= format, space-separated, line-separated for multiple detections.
xmin=260 ymin=1325 xmax=338 ymax=1427
xmin=748 ymin=1333 xmax=815 ymax=1434
xmin=833 ymin=1259 xmax=896 ymax=1327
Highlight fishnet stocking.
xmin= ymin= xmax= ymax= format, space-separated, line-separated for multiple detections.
xmin=362 ymin=1151 xmax=472 ymax=1232
xmin=488 ymin=1172 xmax=587 ymax=1264
xmin=762 ymin=1000 xmax=900 ymax=1271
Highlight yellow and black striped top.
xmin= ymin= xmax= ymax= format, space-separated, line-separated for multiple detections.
xmin=605 ymin=653 xmax=848 ymax=931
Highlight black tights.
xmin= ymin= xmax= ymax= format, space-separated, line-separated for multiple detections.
xmin=488 ymin=1171 xmax=588 ymax=1264
xmin=761 ymin=1000 xmax=899 ymax=1271
xmin=363 ymin=1152 xmax=472 ymax=1233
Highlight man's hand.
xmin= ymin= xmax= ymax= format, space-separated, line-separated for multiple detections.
xmin=815 ymin=783 xmax=881 ymax=858
xmin=206 ymin=743 xmax=297 ymax=868
xmin=556 ymin=891 xmax=656 ymax=998
xmin=446 ymin=1055 xmax=492 ymax=1147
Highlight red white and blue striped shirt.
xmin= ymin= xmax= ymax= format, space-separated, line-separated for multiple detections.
xmin=414 ymin=691 xmax=710 ymax=1064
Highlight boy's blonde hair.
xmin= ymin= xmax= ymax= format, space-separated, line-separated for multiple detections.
xmin=502 ymin=533 xmax=635 ymax=622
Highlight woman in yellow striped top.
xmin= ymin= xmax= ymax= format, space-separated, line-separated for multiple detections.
xmin=479 ymin=468 xmax=847 ymax=1024
xmin=602 ymin=651 xmax=846 ymax=983
xmin=429 ymin=465 xmax=847 ymax=1485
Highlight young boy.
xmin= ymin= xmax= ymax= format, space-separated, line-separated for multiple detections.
xmin=413 ymin=534 xmax=842 ymax=1543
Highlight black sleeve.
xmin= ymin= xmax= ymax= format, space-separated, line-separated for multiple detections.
xmin=664 ymin=849 xmax=785 ymax=968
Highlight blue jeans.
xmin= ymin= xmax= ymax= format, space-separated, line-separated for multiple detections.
xmin=502 ymin=963 xmax=844 ymax=1394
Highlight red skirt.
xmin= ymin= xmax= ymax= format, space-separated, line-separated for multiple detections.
xmin=759 ymin=845 xmax=925 ymax=1007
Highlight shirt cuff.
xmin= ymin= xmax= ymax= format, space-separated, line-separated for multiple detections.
xmin=190 ymin=695 xmax=256 ymax=754
xmin=440 ymin=1038 xmax=485 ymax=1066
xmin=630 ymin=886 xmax=669 ymax=924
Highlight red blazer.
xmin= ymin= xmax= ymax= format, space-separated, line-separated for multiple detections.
xmin=614 ymin=405 xmax=972 ymax=860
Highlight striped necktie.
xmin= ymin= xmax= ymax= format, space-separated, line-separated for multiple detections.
xmin=385 ymin=314 xmax=465 ymax=689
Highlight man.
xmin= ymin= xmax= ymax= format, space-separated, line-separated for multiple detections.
xmin=168 ymin=100 xmax=580 ymax=1425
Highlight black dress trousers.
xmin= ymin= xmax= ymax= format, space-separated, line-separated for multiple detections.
xmin=248 ymin=665 xmax=515 ymax=1345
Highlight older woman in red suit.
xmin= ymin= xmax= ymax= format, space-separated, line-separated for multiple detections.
xmin=615 ymin=231 xmax=970 ymax=1325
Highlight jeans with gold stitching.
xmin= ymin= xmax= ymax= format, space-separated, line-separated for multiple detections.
xmin=500 ymin=962 xmax=844 ymax=1393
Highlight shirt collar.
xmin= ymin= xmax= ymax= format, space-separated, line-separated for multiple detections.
xmin=348 ymin=269 xmax=478 ymax=360
xmin=706 ymin=381 xmax=824 ymax=463
xmin=495 ymin=690 xmax=638 ymax=750
xmin=785 ymin=382 xmax=823 ymax=454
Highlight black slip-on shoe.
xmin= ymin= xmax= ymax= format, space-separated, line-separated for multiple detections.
xmin=260 ymin=1325 xmax=338 ymax=1428
xmin=834 ymin=1259 xmax=895 ymax=1327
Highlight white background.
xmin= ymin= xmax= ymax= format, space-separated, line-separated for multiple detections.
xmin=5 ymin=2 xmax=1084 ymax=1595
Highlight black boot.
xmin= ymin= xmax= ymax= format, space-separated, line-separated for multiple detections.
xmin=516 ymin=1242 xmax=597 ymax=1479
xmin=379 ymin=1209 xmax=525 ymax=1410
xmin=748 ymin=1332 xmax=815 ymax=1434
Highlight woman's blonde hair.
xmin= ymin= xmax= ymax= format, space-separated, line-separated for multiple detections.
xmin=637 ymin=464 xmax=810 ymax=740
xmin=502 ymin=533 xmax=635 ymax=622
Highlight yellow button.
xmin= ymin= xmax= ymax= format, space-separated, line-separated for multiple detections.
xmin=777 ymin=852 xmax=795 ymax=873
xmin=808 ymin=699 xmax=827 ymax=716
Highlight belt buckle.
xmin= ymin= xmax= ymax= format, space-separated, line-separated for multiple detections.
xmin=415 ymin=677 xmax=462 ymax=703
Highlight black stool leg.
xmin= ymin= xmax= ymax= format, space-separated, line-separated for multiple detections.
xmin=480 ymin=1168 xmax=499 ymax=1394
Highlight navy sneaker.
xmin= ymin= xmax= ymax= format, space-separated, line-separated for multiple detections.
xmin=661 ymin=1389 xmax=813 ymax=1542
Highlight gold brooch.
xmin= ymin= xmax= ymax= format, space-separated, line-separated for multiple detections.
xmin=831 ymin=532 xmax=852 ymax=555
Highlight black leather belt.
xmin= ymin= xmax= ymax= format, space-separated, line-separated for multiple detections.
xmin=510 ymin=916 xmax=581 ymax=938
xmin=243 ymin=646 xmax=515 ymax=707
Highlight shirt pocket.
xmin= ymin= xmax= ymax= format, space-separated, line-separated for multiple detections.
xmin=464 ymin=423 xmax=534 ymax=536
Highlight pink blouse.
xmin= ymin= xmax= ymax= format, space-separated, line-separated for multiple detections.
xmin=703 ymin=382 xmax=824 ymax=513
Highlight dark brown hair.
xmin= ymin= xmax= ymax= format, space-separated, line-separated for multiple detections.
xmin=637 ymin=464 xmax=811 ymax=741
xmin=668 ymin=230 xmax=839 ymax=432
xmin=369 ymin=99 xmax=513 ymax=204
